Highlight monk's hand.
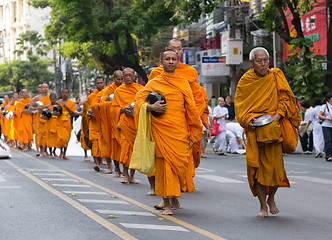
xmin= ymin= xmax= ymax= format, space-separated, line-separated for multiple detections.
xmin=37 ymin=106 xmax=44 ymax=111
xmin=273 ymin=113 xmax=281 ymax=122
xmin=122 ymin=106 xmax=132 ymax=115
xmin=147 ymin=101 xmax=166 ymax=114
xmin=57 ymin=99 xmax=63 ymax=105
xmin=248 ymin=118 xmax=256 ymax=131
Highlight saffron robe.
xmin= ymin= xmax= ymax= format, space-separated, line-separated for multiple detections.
xmin=46 ymin=105 xmax=58 ymax=148
xmin=5 ymin=105 xmax=15 ymax=141
xmin=135 ymin=71 xmax=202 ymax=198
xmin=57 ymin=99 xmax=76 ymax=148
xmin=111 ymin=82 xmax=143 ymax=167
xmin=35 ymin=94 xmax=51 ymax=147
xmin=235 ymin=68 xmax=301 ymax=196
xmin=1 ymin=101 xmax=9 ymax=136
xmin=80 ymin=101 xmax=91 ymax=150
xmin=15 ymin=98 xmax=33 ymax=144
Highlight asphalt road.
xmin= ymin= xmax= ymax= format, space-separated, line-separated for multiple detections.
xmin=1 ymin=142 xmax=332 ymax=240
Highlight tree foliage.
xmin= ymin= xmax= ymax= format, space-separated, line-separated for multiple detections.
xmin=30 ymin=0 xmax=179 ymax=81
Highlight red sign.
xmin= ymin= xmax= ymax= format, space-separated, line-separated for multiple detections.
xmin=283 ymin=0 xmax=327 ymax=60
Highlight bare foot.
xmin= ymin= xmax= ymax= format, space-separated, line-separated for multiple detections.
xmin=170 ymin=198 xmax=182 ymax=210
xmin=146 ymin=190 xmax=156 ymax=196
xmin=257 ymin=209 xmax=268 ymax=218
xmin=105 ymin=170 xmax=113 ymax=174
xmin=93 ymin=165 xmax=101 ymax=172
xmin=162 ymin=208 xmax=173 ymax=215
xmin=62 ymin=156 xmax=70 ymax=160
xmin=121 ymin=176 xmax=129 ymax=184
xmin=267 ymin=199 xmax=279 ymax=215
xmin=101 ymin=160 xmax=107 ymax=165
xmin=113 ymin=172 xmax=121 ymax=178
xmin=162 ymin=199 xmax=172 ymax=215
xmin=129 ymin=179 xmax=141 ymax=184
xmin=50 ymin=156 xmax=55 ymax=159
xmin=154 ymin=200 xmax=164 ymax=210
xmin=84 ymin=157 xmax=90 ymax=161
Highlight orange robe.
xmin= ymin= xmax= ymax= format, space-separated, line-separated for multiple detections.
xmin=111 ymin=82 xmax=143 ymax=167
xmin=47 ymin=105 xmax=59 ymax=148
xmin=15 ymin=98 xmax=33 ymax=144
xmin=6 ymin=105 xmax=15 ymax=141
xmin=135 ymin=71 xmax=202 ymax=198
xmin=57 ymin=99 xmax=76 ymax=148
xmin=150 ymin=62 xmax=205 ymax=193
xmin=235 ymin=68 xmax=301 ymax=196
xmin=88 ymin=89 xmax=103 ymax=157
xmin=1 ymin=101 xmax=9 ymax=137
xmin=99 ymin=83 xmax=119 ymax=158
xmin=80 ymin=101 xmax=91 ymax=150
xmin=35 ymin=94 xmax=51 ymax=147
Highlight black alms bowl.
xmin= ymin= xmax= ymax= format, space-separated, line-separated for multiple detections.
xmin=146 ymin=92 xmax=166 ymax=117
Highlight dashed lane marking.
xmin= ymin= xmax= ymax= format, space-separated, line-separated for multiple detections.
xmin=196 ymin=175 xmax=244 ymax=183
xmin=41 ymin=178 xmax=79 ymax=182
xmin=78 ymin=199 xmax=129 ymax=204
xmin=4 ymin=160 xmax=137 ymax=240
xmin=33 ymin=173 xmax=66 ymax=176
xmin=12 ymin=149 xmax=227 ymax=240
xmin=63 ymin=191 xmax=108 ymax=195
xmin=290 ymin=176 xmax=332 ymax=184
xmin=0 ymin=186 xmax=21 ymax=189
xmin=52 ymin=184 xmax=91 ymax=187
xmin=96 ymin=210 xmax=155 ymax=216
xmin=120 ymin=223 xmax=189 ymax=232
xmin=0 ymin=175 xmax=7 ymax=182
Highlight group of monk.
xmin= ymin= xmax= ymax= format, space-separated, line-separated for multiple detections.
xmin=0 ymin=83 xmax=76 ymax=160
xmin=0 ymin=40 xmax=301 ymax=218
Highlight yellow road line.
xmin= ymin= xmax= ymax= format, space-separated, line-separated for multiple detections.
xmin=13 ymin=149 xmax=227 ymax=240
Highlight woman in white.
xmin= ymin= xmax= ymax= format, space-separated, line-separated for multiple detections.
xmin=213 ymin=97 xmax=228 ymax=155
xmin=309 ymin=98 xmax=324 ymax=158
xmin=318 ymin=92 xmax=332 ymax=162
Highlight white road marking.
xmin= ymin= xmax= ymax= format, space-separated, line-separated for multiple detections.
xmin=195 ymin=167 xmax=215 ymax=173
xmin=33 ymin=173 xmax=66 ymax=176
xmin=63 ymin=191 xmax=108 ymax=195
xmin=120 ymin=223 xmax=189 ymax=232
xmin=226 ymin=171 xmax=247 ymax=174
xmin=78 ymin=199 xmax=128 ymax=204
xmin=0 ymin=175 xmax=7 ymax=182
xmin=27 ymin=169 xmax=58 ymax=172
xmin=197 ymin=174 xmax=244 ymax=183
xmin=41 ymin=178 xmax=78 ymax=182
xmin=52 ymin=184 xmax=91 ymax=187
xmin=0 ymin=186 xmax=21 ymax=189
xmin=96 ymin=210 xmax=155 ymax=216
xmin=284 ymin=161 xmax=307 ymax=166
xmin=290 ymin=176 xmax=332 ymax=184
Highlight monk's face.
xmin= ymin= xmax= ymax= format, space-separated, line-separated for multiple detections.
xmin=162 ymin=51 xmax=178 ymax=73
xmin=95 ymin=78 xmax=105 ymax=91
xmin=13 ymin=93 xmax=19 ymax=100
xmin=50 ymin=96 xmax=57 ymax=105
xmin=42 ymin=84 xmax=49 ymax=94
xmin=37 ymin=85 xmax=42 ymax=94
xmin=114 ymin=72 xmax=124 ymax=87
xmin=21 ymin=90 xmax=29 ymax=99
xmin=123 ymin=69 xmax=135 ymax=85
xmin=167 ymin=40 xmax=183 ymax=60
xmin=218 ymin=97 xmax=225 ymax=107
xmin=3 ymin=95 xmax=9 ymax=102
xmin=249 ymin=50 xmax=269 ymax=77
xmin=61 ymin=90 xmax=69 ymax=100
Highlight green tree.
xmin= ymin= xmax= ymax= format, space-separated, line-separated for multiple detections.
xmin=30 ymin=0 xmax=179 ymax=81
xmin=14 ymin=30 xmax=49 ymax=57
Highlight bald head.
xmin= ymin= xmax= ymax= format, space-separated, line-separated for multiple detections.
xmin=20 ymin=89 xmax=29 ymax=98
xmin=113 ymin=70 xmax=124 ymax=87
xmin=166 ymin=39 xmax=183 ymax=60
xmin=123 ymin=68 xmax=136 ymax=85
xmin=41 ymin=83 xmax=49 ymax=94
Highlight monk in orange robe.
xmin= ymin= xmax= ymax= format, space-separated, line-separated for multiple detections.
xmin=111 ymin=68 xmax=143 ymax=184
xmin=98 ymin=70 xmax=124 ymax=176
xmin=11 ymin=92 xmax=20 ymax=148
xmin=135 ymin=50 xmax=202 ymax=215
xmin=15 ymin=89 xmax=33 ymax=151
xmin=234 ymin=47 xmax=301 ymax=218
xmin=30 ymin=83 xmax=51 ymax=157
xmin=87 ymin=77 xmax=105 ymax=171
xmin=56 ymin=89 xmax=76 ymax=160
xmin=5 ymin=98 xmax=16 ymax=147
xmin=149 ymin=39 xmax=208 ymax=195
xmin=1 ymin=95 xmax=10 ymax=141
xmin=45 ymin=93 xmax=59 ymax=158
xmin=32 ymin=84 xmax=42 ymax=152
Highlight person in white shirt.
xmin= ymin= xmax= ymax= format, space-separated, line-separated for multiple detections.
xmin=299 ymin=101 xmax=314 ymax=153
xmin=201 ymin=105 xmax=212 ymax=158
xmin=226 ymin=122 xmax=246 ymax=153
xmin=308 ymin=98 xmax=324 ymax=158
xmin=318 ymin=92 xmax=332 ymax=162
xmin=213 ymin=97 xmax=228 ymax=155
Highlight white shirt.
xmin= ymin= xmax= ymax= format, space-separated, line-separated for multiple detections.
xmin=203 ymin=106 xmax=213 ymax=131
xmin=309 ymin=105 xmax=321 ymax=125
xmin=226 ymin=122 xmax=244 ymax=138
xmin=213 ymin=105 xmax=228 ymax=131
xmin=320 ymin=103 xmax=332 ymax=128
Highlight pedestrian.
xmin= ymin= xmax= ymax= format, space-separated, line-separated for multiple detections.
xmin=309 ymin=98 xmax=324 ymax=158
xmin=56 ymin=89 xmax=76 ymax=160
xmin=45 ymin=93 xmax=59 ymax=158
xmin=213 ymin=97 xmax=228 ymax=155
xmin=299 ymin=100 xmax=314 ymax=154
xmin=318 ymin=92 xmax=332 ymax=162
xmin=225 ymin=95 xmax=236 ymax=121
xmin=226 ymin=122 xmax=246 ymax=151
xmin=111 ymin=68 xmax=143 ymax=184
xmin=201 ymin=104 xmax=213 ymax=158
xmin=135 ymin=49 xmax=202 ymax=215
xmin=234 ymin=47 xmax=301 ymax=218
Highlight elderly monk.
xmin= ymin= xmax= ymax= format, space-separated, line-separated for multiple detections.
xmin=15 ymin=89 xmax=33 ymax=151
xmin=135 ymin=49 xmax=202 ymax=215
xmin=149 ymin=39 xmax=208 ymax=196
xmin=235 ymin=47 xmax=301 ymax=218
xmin=30 ymin=83 xmax=51 ymax=157
xmin=56 ymin=89 xmax=76 ymax=159
xmin=88 ymin=77 xmax=105 ymax=172
xmin=1 ymin=95 xmax=10 ymax=141
xmin=99 ymin=70 xmax=124 ymax=176
xmin=111 ymin=68 xmax=143 ymax=184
